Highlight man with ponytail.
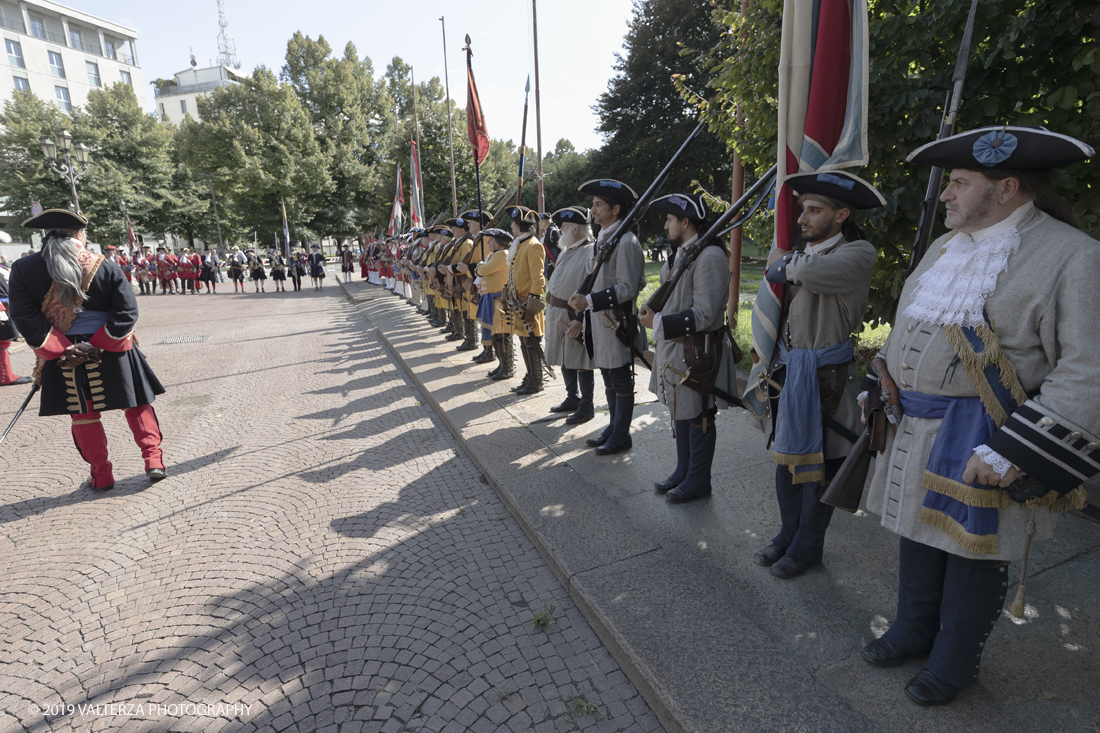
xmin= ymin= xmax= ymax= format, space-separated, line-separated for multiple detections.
xmin=7 ymin=209 xmax=167 ymax=491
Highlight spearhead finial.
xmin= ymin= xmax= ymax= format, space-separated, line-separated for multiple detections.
xmin=525 ymin=75 xmax=531 ymax=93
xmin=465 ymin=33 xmax=472 ymax=45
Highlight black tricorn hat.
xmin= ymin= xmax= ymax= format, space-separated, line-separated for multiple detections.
xmin=552 ymin=206 xmax=590 ymax=227
xmin=786 ymin=170 xmax=885 ymax=210
xmin=507 ymin=206 xmax=539 ymax=225
xmin=482 ymin=228 xmax=513 ymax=245
xmin=461 ymin=209 xmax=492 ymax=225
xmin=907 ymin=125 xmax=1094 ymax=170
xmin=649 ymin=193 xmax=708 ymax=223
xmin=578 ymin=179 xmax=639 ymax=209
xmin=22 ymin=208 xmax=88 ymax=230
xmin=445 ymin=217 xmax=470 ymax=230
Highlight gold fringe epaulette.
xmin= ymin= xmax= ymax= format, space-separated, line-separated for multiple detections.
xmin=918 ymin=507 xmax=999 ymax=555
xmin=945 ymin=322 xmax=1028 ymax=428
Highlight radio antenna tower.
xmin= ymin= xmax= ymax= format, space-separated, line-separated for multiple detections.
xmin=216 ymin=0 xmax=240 ymax=69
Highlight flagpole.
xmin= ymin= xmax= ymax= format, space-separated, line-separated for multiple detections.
xmin=728 ymin=0 xmax=749 ymax=327
xmin=411 ymin=66 xmax=424 ymax=226
xmin=518 ymin=75 xmax=531 ymax=205
xmin=531 ymin=0 xmax=544 ymax=214
xmin=440 ymin=16 xmax=458 ymax=217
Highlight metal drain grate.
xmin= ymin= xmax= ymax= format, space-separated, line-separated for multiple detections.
xmin=152 ymin=335 xmax=210 ymax=345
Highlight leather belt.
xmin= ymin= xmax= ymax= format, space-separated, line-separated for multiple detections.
xmin=548 ymin=294 xmax=578 ymax=322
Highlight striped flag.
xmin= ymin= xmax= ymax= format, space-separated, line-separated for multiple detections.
xmin=281 ymin=199 xmax=291 ymax=256
xmin=744 ymin=0 xmax=870 ymax=418
xmin=409 ymin=141 xmax=425 ymax=228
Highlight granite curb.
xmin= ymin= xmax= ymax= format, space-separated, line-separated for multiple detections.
xmin=338 ymin=280 xmax=876 ymax=733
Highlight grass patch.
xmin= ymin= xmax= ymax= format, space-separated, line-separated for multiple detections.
xmin=564 ymin=685 xmax=605 ymax=724
xmin=530 ymin=604 xmax=557 ymax=629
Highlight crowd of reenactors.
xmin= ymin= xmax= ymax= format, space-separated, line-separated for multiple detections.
xmin=351 ymin=125 xmax=1100 ymax=708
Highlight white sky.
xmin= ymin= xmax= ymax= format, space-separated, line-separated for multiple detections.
xmin=63 ymin=0 xmax=635 ymax=152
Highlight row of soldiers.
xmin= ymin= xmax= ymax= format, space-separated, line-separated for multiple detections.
xmin=356 ymin=125 xmax=1100 ymax=709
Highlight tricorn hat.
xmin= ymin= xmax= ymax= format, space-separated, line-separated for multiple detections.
xmin=785 ymin=170 xmax=885 ymax=210
xmin=507 ymin=206 xmax=539 ymax=226
xmin=551 ymin=206 xmax=590 ymax=227
xmin=445 ymin=217 xmax=470 ymax=231
xmin=649 ymin=193 xmax=708 ymax=223
xmin=578 ymin=179 xmax=639 ymax=209
xmin=482 ymin=228 xmax=513 ymax=245
xmin=461 ymin=209 xmax=492 ymax=225
xmin=907 ymin=125 xmax=1094 ymax=170
xmin=22 ymin=208 xmax=88 ymax=230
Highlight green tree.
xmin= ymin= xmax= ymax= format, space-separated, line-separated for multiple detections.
xmin=178 ymin=66 xmax=332 ymax=245
xmin=590 ymin=0 xmax=732 ymax=241
xmin=693 ymin=0 xmax=1100 ymax=323
xmin=283 ymin=33 xmax=393 ymax=242
xmin=0 ymin=90 xmax=72 ymax=234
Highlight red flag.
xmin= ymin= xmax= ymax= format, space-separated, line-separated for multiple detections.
xmin=126 ymin=215 xmax=136 ymax=247
xmin=463 ymin=44 xmax=490 ymax=166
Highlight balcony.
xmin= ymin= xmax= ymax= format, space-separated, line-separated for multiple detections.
xmin=0 ymin=17 xmax=25 ymax=33
xmin=154 ymin=79 xmax=235 ymax=98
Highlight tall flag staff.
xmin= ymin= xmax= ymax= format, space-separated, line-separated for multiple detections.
xmin=743 ymin=0 xmax=871 ymax=420
xmin=463 ymin=34 xmax=491 ymax=220
xmin=517 ymin=76 xmax=531 ymax=205
xmin=387 ymin=166 xmax=405 ymax=236
xmin=531 ymin=0 xmax=545 ymax=214
xmin=440 ymin=16 xmax=458 ymax=217
xmin=410 ymin=67 xmax=425 ymax=228
xmin=281 ymin=199 xmax=291 ymax=257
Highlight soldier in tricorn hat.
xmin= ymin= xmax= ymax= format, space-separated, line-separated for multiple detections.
xmin=858 ymin=126 xmax=1098 ymax=705
xmin=6 ymin=209 xmax=167 ymax=490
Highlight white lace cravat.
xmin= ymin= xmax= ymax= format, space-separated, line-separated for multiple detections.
xmin=902 ymin=202 xmax=1034 ymax=328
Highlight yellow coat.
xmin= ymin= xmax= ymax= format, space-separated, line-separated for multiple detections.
xmin=476 ymin=249 xmax=511 ymax=335
xmin=508 ymin=233 xmax=546 ymax=337
xmin=449 ymin=235 xmax=475 ymax=310
xmin=433 ymin=238 xmax=457 ymax=309
xmin=465 ymin=235 xmax=493 ymax=318
xmin=420 ymin=243 xmax=438 ymax=296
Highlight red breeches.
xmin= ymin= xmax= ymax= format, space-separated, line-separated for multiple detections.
xmin=0 ymin=341 xmax=20 ymax=384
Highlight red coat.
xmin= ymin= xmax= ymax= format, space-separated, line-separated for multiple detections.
xmin=156 ymin=254 xmax=178 ymax=279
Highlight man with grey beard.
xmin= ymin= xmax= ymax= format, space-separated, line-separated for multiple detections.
xmin=7 ymin=209 xmax=167 ymax=491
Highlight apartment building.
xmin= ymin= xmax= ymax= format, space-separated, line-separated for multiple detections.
xmin=155 ymin=64 xmax=243 ymax=124
xmin=0 ymin=0 xmax=143 ymax=113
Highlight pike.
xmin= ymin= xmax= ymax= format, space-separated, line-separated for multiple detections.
xmin=0 ymin=383 xmax=39 ymax=447
xmin=821 ymin=0 xmax=983 ymax=513
xmin=517 ymin=75 xmax=531 ymax=204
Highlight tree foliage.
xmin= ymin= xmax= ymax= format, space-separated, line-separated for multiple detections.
xmin=691 ymin=0 xmax=1100 ymax=323
xmin=591 ymin=0 xmax=733 ymax=241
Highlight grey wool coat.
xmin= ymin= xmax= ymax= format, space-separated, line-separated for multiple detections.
xmin=779 ymin=235 xmax=876 ymax=459
xmin=649 ymin=241 xmax=740 ymax=421
xmin=545 ymin=240 xmax=596 ymax=369
xmin=866 ymin=207 xmax=1098 ymax=560
xmin=586 ymin=228 xmax=647 ymax=370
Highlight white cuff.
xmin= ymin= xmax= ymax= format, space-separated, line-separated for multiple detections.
xmin=585 ymin=294 xmax=594 ymax=310
xmin=857 ymin=390 xmax=868 ymax=403
xmin=974 ymin=445 xmax=1016 ymax=479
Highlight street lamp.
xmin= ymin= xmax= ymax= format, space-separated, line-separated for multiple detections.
xmin=39 ymin=128 xmax=91 ymax=212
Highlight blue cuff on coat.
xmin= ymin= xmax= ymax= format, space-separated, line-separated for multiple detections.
xmin=984 ymin=400 xmax=1100 ymax=496
xmin=660 ymin=310 xmax=697 ymax=340
xmin=589 ymin=287 xmax=618 ymax=312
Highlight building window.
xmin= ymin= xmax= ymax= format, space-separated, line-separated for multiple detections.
xmin=86 ymin=61 xmax=100 ymax=87
xmin=181 ymin=99 xmax=188 ymax=115
xmin=55 ymin=86 xmax=71 ymax=112
xmin=48 ymin=51 xmax=64 ymax=78
xmin=69 ymin=29 xmax=82 ymax=50
xmin=29 ymin=17 xmax=45 ymax=40
xmin=104 ymin=40 xmax=116 ymax=60
xmin=120 ymin=70 xmax=131 ymax=86
xmin=159 ymin=103 xmax=165 ymax=120
xmin=6 ymin=39 xmax=24 ymax=68
xmin=13 ymin=75 xmax=29 ymax=92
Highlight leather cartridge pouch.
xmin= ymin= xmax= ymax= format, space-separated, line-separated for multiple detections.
xmin=817 ymin=362 xmax=850 ymax=419
xmin=611 ymin=300 xmax=639 ymax=349
xmin=863 ymin=383 xmax=888 ymax=453
xmin=671 ymin=329 xmax=723 ymax=395
xmin=523 ymin=295 xmax=544 ymax=325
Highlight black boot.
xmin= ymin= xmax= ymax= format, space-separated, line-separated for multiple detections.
xmin=567 ymin=370 xmax=596 ymax=424
xmin=516 ymin=338 xmax=546 ymax=395
xmin=596 ymin=390 xmax=635 ymax=455
xmin=487 ymin=335 xmax=505 ymax=378
xmin=511 ymin=338 xmax=532 ymax=392
xmin=473 ymin=341 xmax=496 ymax=364
xmin=665 ymin=417 xmax=717 ymax=501
xmin=655 ymin=419 xmax=691 ymax=492
xmin=492 ymin=335 xmax=515 ymax=380
xmin=457 ymin=316 xmax=479 ymax=351
xmin=551 ymin=368 xmax=581 ymax=413
xmin=586 ymin=387 xmax=617 ymax=447
xmin=447 ymin=310 xmax=465 ymax=341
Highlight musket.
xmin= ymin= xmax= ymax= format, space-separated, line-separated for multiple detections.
xmin=517 ymin=75 xmax=532 ymax=204
xmin=905 ymin=0 xmax=980 ymax=276
xmin=576 ymin=119 xmax=707 ymax=296
xmin=0 ymin=383 xmax=40 ymax=447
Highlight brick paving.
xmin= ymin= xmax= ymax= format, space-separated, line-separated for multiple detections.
xmin=0 ymin=281 xmax=665 ymax=733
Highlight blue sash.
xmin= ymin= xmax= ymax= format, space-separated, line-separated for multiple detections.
xmin=772 ymin=338 xmax=854 ymax=483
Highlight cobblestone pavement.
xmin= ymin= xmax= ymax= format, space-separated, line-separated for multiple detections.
xmin=0 ymin=281 xmax=665 ymax=733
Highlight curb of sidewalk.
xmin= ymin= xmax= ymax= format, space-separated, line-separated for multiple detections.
xmin=338 ymin=280 xmax=873 ymax=733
